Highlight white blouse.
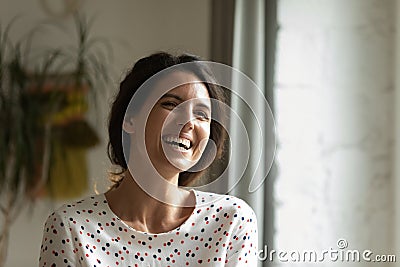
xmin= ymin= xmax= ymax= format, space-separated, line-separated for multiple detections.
xmin=39 ymin=189 xmax=258 ymax=266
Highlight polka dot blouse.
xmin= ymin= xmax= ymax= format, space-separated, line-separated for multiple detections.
xmin=39 ymin=189 xmax=258 ymax=266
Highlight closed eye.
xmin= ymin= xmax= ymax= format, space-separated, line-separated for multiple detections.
xmin=161 ymin=101 xmax=178 ymax=110
xmin=194 ymin=110 xmax=210 ymax=121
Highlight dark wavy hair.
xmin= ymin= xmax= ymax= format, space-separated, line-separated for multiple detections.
xmin=107 ymin=52 xmax=227 ymax=187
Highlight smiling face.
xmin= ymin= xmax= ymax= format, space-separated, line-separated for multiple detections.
xmin=143 ymin=72 xmax=212 ymax=177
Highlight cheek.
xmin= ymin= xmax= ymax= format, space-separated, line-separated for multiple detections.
xmin=193 ymin=123 xmax=211 ymax=155
xmin=199 ymin=123 xmax=211 ymax=140
xmin=146 ymin=109 xmax=167 ymax=131
xmin=144 ymin=113 xmax=165 ymax=146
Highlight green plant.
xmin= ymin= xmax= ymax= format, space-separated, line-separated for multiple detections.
xmin=0 ymin=18 xmax=61 ymax=267
xmin=0 ymin=13 xmax=112 ymax=267
xmin=58 ymin=13 xmax=112 ymax=103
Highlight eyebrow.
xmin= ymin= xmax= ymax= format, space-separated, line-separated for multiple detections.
xmin=161 ymin=93 xmax=183 ymax=102
xmin=161 ymin=93 xmax=211 ymax=111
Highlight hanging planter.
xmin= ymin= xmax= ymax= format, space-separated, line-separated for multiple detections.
xmin=26 ymin=73 xmax=100 ymax=200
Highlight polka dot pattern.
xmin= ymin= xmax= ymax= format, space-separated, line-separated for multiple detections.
xmin=39 ymin=190 xmax=258 ymax=266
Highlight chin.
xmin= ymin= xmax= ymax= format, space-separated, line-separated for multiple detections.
xmin=161 ymin=149 xmax=202 ymax=172
xmin=168 ymin=158 xmax=198 ymax=172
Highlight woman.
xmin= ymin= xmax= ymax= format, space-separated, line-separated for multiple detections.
xmin=39 ymin=52 xmax=258 ymax=266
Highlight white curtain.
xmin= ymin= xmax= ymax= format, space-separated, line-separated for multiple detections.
xmin=228 ymin=1 xmax=277 ymax=267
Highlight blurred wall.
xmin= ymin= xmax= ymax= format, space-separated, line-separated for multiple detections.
xmin=274 ymin=0 xmax=396 ymax=266
xmin=396 ymin=0 xmax=400 ymax=257
xmin=0 ymin=0 xmax=211 ymax=266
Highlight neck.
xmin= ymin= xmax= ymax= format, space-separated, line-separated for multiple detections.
xmin=125 ymin=147 xmax=189 ymax=205
xmin=105 ymin=171 xmax=196 ymax=233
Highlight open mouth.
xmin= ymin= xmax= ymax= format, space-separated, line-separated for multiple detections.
xmin=162 ymin=136 xmax=192 ymax=151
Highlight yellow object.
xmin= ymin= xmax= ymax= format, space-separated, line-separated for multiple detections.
xmin=46 ymin=141 xmax=88 ymax=199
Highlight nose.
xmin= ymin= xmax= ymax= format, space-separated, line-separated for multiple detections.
xmin=180 ymin=118 xmax=194 ymax=131
xmin=176 ymin=104 xmax=194 ymax=131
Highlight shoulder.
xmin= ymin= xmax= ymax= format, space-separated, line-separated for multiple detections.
xmin=47 ymin=194 xmax=106 ymax=222
xmin=193 ymin=189 xmax=257 ymax=224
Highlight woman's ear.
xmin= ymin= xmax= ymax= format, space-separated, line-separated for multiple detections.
xmin=123 ymin=117 xmax=135 ymax=134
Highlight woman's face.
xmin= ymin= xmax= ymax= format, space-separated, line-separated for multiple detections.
xmin=143 ymin=72 xmax=211 ymax=177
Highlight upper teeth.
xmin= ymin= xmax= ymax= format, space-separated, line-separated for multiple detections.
xmin=164 ymin=136 xmax=191 ymax=149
